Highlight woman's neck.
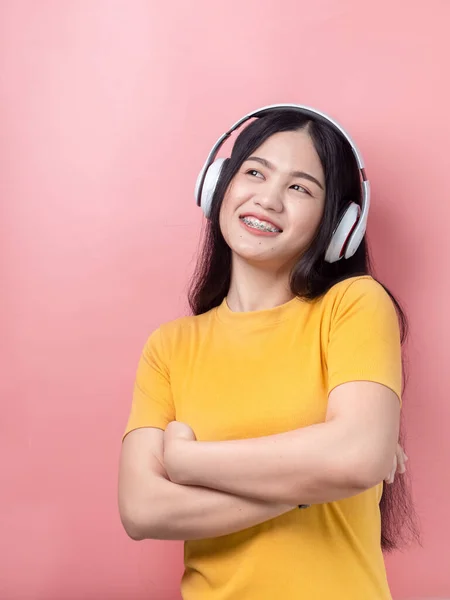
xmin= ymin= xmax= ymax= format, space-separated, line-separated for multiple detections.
xmin=226 ymin=256 xmax=294 ymax=313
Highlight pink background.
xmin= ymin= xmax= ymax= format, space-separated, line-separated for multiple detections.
xmin=1 ymin=1 xmax=449 ymax=599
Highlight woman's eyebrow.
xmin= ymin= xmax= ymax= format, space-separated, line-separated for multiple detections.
xmin=246 ymin=156 xmax=324 ymax=190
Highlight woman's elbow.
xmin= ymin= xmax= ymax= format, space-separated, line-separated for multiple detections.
xmin=317 ymin=450 xmax=390 ymax=497
xmin=349 ymin=453 xmax=392 ymax=490
xmin=120 ymin=498 xmax=175 ymax=541
xmin=124 ymin=523 xmax=145 ymax=541
xmin=119 ymin=496 xmax=160 ymax=541
xmin=119 ymin=504 xmax=147 ymax=540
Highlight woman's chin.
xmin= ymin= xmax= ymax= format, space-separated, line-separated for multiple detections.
xmin=231 ymin=245 xmax=284 ymax=267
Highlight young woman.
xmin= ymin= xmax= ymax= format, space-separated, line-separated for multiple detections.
xmin=118 ymin=105 xmax=417 ymax=599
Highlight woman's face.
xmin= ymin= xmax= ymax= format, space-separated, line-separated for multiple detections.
xmin=219 ymin=129 xmax=326 ymax=271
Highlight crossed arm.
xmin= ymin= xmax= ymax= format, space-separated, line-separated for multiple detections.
xmin=118 ymin=380 xmax=402 ymax=541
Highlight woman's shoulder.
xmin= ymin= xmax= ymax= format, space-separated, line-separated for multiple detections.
xmin=140 ymin=309 xmax=215 ymax=362
xmin=325 ymin=275 xmax=386 ymax=298
xmin=320 ymin=275 xmax=396 ymax=317
xmin=152 ymin=306 xmax=217 ymax=343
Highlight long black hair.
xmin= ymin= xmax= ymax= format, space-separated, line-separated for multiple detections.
xmin=188 ymin=109 xmax=420 ymax=552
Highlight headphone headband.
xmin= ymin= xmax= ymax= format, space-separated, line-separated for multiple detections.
xmin=195 ymin=103 xmax=370 ymax=263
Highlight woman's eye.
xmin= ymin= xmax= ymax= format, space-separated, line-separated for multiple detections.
xmin=292 ymin=184 xmax=310 ymax=195
xmin=244 ymin=170 xmax=310 ymax=194
xmin=246 ymin=169 xmax=263 ymax=178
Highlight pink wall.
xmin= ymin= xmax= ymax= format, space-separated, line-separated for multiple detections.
xmin=1 ymin=1 xmax=449 ymax=598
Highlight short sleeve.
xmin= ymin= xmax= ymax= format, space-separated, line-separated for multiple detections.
xmin=327 ymin=278 xmax=403 ymax=401
xmin=123 ymin=327 xmax=175 ymax=438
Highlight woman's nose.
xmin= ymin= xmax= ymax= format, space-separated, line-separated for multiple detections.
xmin=255 ymin=185 xmax=283 ymax=212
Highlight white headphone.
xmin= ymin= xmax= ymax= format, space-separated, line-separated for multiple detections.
xmin=194 ymin=103 xmax=370 ymax=263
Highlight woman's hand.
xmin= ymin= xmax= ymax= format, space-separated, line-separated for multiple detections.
xmin=164 ymin=421 xmax=197 ymax=485
xmin=385 ymin=443 xmax=408 ymax=484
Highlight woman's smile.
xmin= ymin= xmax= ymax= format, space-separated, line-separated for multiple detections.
xmin=239 ymin=215 xmax=283 ymax=236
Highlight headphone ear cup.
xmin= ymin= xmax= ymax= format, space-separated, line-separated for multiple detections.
xmin=324 ymin=203 xmax=361 ymax=263
xmin=197 ymin=158 xmax=228 ymax=218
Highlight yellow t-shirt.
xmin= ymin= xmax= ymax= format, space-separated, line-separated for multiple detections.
xmin=124 ymin=275 xmax=402 ymax=600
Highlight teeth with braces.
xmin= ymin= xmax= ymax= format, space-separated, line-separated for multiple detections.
xmin=241 ymin=216 xmax=281 ymax=233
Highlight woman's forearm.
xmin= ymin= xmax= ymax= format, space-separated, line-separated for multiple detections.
xmin=169 ymin=420 xmax=373 ymax=506
xmin=127 ymin=472 xmax=296 ymax=541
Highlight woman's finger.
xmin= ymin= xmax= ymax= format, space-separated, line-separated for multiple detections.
xmin=385 ymin=453 xmax=398 ymax=484
xmin=396 ymin=445 xmax=407 ymax=474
